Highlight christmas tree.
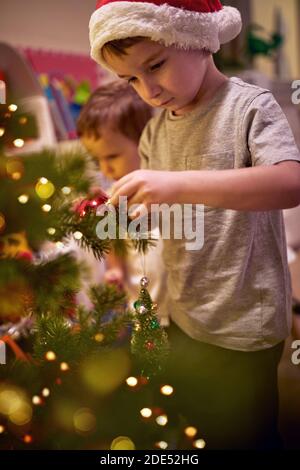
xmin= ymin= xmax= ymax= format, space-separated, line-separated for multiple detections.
xmin=0 ymin=102 xmax=204 ymax=451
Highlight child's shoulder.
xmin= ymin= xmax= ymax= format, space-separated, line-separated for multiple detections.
xmin=225 ymin=77 xmax=273 ymax=109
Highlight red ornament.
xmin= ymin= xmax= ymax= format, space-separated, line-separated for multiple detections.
xmin=74 ymin=189 xmax=108 ymax=218
xmin=139 ymin=376 xmax=149 ymax=386
xmin=145 ymin=341 xmax=155 ymax=351
xmin=16 ymin=251 xmax=33 ymax=262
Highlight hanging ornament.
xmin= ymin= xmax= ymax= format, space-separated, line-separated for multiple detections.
xmin=131 ymin=276 xmax=169 ymax=378
xmin=74 ymin=189 xmax=108 ymax=218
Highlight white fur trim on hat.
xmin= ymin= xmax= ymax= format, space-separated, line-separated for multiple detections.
xmin=89 ymin=2 xmax=242 ymax=67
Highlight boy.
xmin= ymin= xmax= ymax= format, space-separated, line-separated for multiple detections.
xmin=77 ymin=81 xmax=167 ymax=317
xmin=88 ymin=0 xmax=300 ymax=449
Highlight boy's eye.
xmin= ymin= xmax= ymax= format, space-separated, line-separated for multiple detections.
xmin=127 ymin=77 xmax=137 ymax=84
xmin=127 ymin=60 xmax=165 ymax=83
xmin=150 ymin=60 xmax=165 ymax=71
xmin=106 ymin=155 xmax=119 ymax=161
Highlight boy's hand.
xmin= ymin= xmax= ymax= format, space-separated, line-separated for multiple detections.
xmin=110 ymin=170 xmax=181 ymax=216
xmin=104 ymin=267 xmax=125 ymax=290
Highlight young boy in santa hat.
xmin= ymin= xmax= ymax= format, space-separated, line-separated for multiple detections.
xmin=89 ymin=0 xmax=300 ymax=449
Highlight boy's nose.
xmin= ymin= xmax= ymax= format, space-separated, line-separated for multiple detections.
xmin=142 ymin=79 xmax=161 ymax=102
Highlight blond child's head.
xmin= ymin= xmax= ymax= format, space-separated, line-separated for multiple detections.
xmin=89 ymin=1 xmax=242 ymax=116
xmin=77 ymin=80 xmax=152 ymax=180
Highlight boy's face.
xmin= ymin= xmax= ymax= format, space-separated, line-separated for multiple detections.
xmin=81 ymin=127 xmax=140 ymax=181
xmin=103 ymin=39 xmax=211 ymax=116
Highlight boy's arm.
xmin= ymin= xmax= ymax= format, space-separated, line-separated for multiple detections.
xmin=110 ymin=161 xmax=300 ymax=212
xmin=178 ymin=161 xmax=300 ymax=210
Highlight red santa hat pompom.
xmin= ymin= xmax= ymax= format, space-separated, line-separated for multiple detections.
xmin=89 ymin=0 xmax=242 ymax=67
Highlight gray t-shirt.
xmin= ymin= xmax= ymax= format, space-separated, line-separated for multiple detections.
xmin=139 ymin=77 xmax=300 ymax=351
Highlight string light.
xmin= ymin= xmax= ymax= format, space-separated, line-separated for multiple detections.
xmin=193 ymin=439 xmax=206 ymax=449
xmin=0 ymin=127 xmax=5 ymax=137
xmin=140 ymin=408 xmax=152 ymax=418
xmin=56 ymin=242 xmax=64 ymax=250
xmin=47 ymin=227 xmax=56 ymax=235
xmin=61 ymin=186 xmax=71 ymax=195
xmin=156 ymin=414 xmax=168 ymax=426
xmin=41 ymin=388 xmax=50 ymax=397
xmin=73 ymin=231 xmax=83 ymax=240
xmin=156 ymin=441 xmax=168 ymax=449
xmin=0 ymin=425 xmax=5 ymax=434
xmin=184 ymin=426 xmax=198 ymax=438
xmin=45 ymin=351 xmax=56 ymax=361
xmin=126 ymin=377 xmax=138 ymax=387
xmin=12 ymin=172 xmax=22 ymax=180
xmin=23 ymin=434 xmax=33 ymax=444
xmin=40 ymin=177 xmax=48 ymax=184
xmin=42 ymin=204 xmax=52 ymax=212
xmin=32 ymin=396 xmax=42 ymax=405
xmin=18 ymin=194 xmax=29 ymax=204
xmin=160 ymin=385 xmax=174 ymax=396
xmin=8 ymin=104 xmax=18 ymax=112
xmin=13 ymin=139 xmax=25 ymax=148
xmin=60 ymin=362 xmax=69 ymax=372
xmin=94 ymin=333 xmax=104 ymax=343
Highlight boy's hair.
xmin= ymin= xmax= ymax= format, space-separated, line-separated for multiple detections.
xmin=102 ymin=36 xmax=146 ymax=59
xmin=77 ymin=80 xmax=152 ymax=143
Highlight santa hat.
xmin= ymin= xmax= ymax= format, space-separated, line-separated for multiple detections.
xmin=89 ymin=0 xmax=242 ymax=67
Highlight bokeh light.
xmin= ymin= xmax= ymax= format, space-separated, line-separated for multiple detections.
xmin=8 ymin=104 xmax=18 ymax=112
xmin=42 ymin=204 xmax=52 ymax=212
xmin=45 ymin=351 xmax=56 ymax=361
xmin=35 ymin=178 xmax=55 ymax=199
xmin=0 ymin=385 xmax=32 ymax=426
xmin=194 ymin=439 xmax=206 ymax=449
xmin=18 ymin=194 xmax=29 ymax=204
xmin=140 ymin=408 xmax=152 ymax=418
xmin=61 ymin=186 xmax=71 ymax=195
xmin=155 ymin=441 xmax=168 ymax=449
xmin=32 ymin=396 xmax=42 ymax=405
xmin=160 ymin=385 xmax=174 ymax=396
xmin=80 ymin=349 xmax=130 ymax=395
xmin=126 ymin=376 xmax=138 ymax=387
xmin=110 ymin=436 xmax=135 ymax=450
xmin=13 ymin=139 xmax=25 ymax=148
xmin=73 ymin=408 xmax=96 ymax=433
xmin=156 ymin=414 xmax=168 ymax=426
xmin=184 ymin=426 xmax=198 ymax=438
